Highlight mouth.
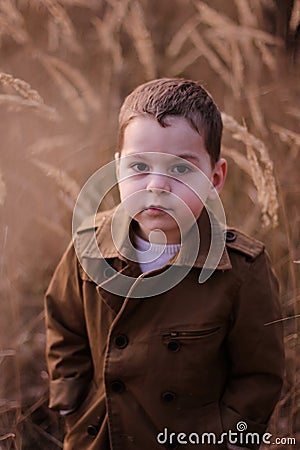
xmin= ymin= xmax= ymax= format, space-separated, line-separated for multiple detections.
xmin=146 ymin=205 xmax=171 ymax=211
xmin=143 ymin=205 xmax=171 ymax=215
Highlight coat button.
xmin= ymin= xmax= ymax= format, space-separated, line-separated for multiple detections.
xmin=161 ymin=391 xmax=176 ymax=402
xmin=87 ymin=424 xmax=99 ymax=438
xmin=111 ymin=380 xmax=125 ymax=393
xmin=167 ymin=340 xmax=180 ymax=352
xmin=224 ymin=230 xmax=236 ymax=242
xmin=114 ymin=334 xmax=129 ymax=349
xmin=103 ymin=267 xmax=115 ymax=278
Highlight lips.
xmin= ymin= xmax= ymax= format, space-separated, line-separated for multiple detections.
xmin=143 ymin=205 xmax=172 ymax=216
xmin=146 ymin=205 xmax=170 ymax=211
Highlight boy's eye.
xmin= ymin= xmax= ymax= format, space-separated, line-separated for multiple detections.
xmin=171 ymin=164 xmax=192 ymax=175
xmin=132 ymin=162 xmax=149 ymax=173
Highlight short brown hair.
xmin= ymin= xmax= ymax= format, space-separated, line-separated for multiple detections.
xmin=118 ymin=78 xmax=223 ymax=166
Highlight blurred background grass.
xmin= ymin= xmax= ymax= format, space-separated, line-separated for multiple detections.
xmin=0 ymin=0 xmax=299 ymax=448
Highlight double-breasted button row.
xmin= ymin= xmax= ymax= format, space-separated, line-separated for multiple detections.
xmin=111 ymin=380 xmax=125 ymax=393
xmin=87 ymin=416 xmax=102 ymax=439
xmin=161 ymin=391 xmax=176 ymax=402
xmin=167 ymin=340 xmax=180 ymax=352
xmin=114 ymin=334 xmax=129 ymax=349
xmin=224 ymin=230 xmax=236 ymax=242
xmin=87 ymin=424 xmax=99 ymax=438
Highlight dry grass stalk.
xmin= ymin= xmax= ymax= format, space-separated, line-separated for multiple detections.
xmin=230 ymin=41 xmax=244 ymax=97
xmin=207 ymin=36 xmax=232 ymax=67
xmin=0 ymin=433 xmax=16 ymax=442
xmin=59 ymin=0 xmax=99 ymax=8
xmin=167 ymin=16 xmax=202 ymax=58
xmin=221 ymin=146 xmax=252 ymax=177
xmin=0 ymin=3 xmax=28 ymax=45
xmin=28 ymin=135 xmax=71 ymax=155
xmin=0 ymin=72 xmax=43 ymax=103
xmin=271 ymin=124 xmax=300 ymax=148
xmin=246 ymin=91 xmax=267 ymax=136
xmin=169 ymin=48 xmax=202 ymax=76
xmin=193 ymin=0 xmax=283 ymax=45
xmin=0 ymin=169 xmax=6 ymax=206
xmin=222 ymin=112 xmax=279 ymax=228
xmin=41 ymin=54 xmax=99 ymax=111
xmin=234 ymin=0 xmax=258 ymax=27
xmin=290 ymin=0 xmax=300 ymax=34
xmin=189 ymin=28 xmax=232 ymax=89
xmin=92 ymin=17 xmax=123 ymax=72
xmin=32 ymin=159 xmax=81 ymax=203
xmin=286 ymin=107 xmax=300 ymax=120
xmin=104 ymin=0 xmax=131 ymax=32
xmin=36 ymin=54 xmax=92 ymax=122
xmin=0 ymin=0 xmax=25 ymax=27
xmin=124 ymin=0 xmax=156 ymax=80
xmin=92 ymin=0 xmax=131 ymax=72
xmin=43 ymin=0 xmax=81 ymax=53
xmin=255 ymin=39 xmax=277 ymax=73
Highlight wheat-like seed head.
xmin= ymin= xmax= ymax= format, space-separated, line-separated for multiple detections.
xmin=0 ymin=73 xmax=43 ymax=103
xmin=189 ymin=29 xmax=232 ymax=88
xmin=124 ymin=0 xmax=156 ymax=80
xmin=32 ymin=159 xmax=81 ymax=203
xmin=43 ymin=0 xmax=81 ymax=53
xmin=0 ymin=93 xmax=59 ymax=120
xmin=271 ymin=124 xmax=300 ymax=148
xmin=36 ymin=54 xmax=90 ymax=122
xmin=222 ymin=112 xmax=279 ymax=228
xmin=0 ymin=1 xmax=29 ymax=45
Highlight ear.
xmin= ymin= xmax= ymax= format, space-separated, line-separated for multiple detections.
xmin=207 ymin=157 xmax=227 ymax=200
xmin=115 ymin=151 xmax=120 ymax=179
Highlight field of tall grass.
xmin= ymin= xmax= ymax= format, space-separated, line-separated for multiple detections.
xmin=0 ymin=0 xmax=299 ymax=448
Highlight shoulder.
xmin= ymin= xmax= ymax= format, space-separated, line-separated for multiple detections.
xmin=75 ymin=208 xmax=114 ymax=235
xmin=73 ymin=208 xmax=115 ymax=259
xmin=224 ymin=227 xmax=265 ymax=261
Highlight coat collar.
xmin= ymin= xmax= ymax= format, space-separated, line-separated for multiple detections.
xmin=80 ymin=206 xmax=232 ymax=271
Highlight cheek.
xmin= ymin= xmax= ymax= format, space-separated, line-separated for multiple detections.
xmin=118 ymin=180 xmax=136 ymax=201
xmin=175 ymin=186 xmax=203 ymax=211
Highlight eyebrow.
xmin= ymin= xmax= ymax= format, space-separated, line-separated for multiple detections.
xmin=175 ymin=153 xmax=200 ymax=163
xmin=122 ymin=151 xmax=201 ymax=165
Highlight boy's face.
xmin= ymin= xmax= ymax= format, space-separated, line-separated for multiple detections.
xmin=117 ymin=116 xmax=226 ymax=244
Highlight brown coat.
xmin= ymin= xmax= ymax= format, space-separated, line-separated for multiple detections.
xmin=45 ymin=208 xmax=284 ymax=450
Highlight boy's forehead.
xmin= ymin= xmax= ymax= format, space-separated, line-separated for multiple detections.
xmin=121 ymin=115 xmax=208 ymax=161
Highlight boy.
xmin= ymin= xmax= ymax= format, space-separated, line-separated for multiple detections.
xmin=45 ymin=78 xmax=284 ymax=450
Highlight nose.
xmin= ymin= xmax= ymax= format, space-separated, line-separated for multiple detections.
xmin=146 ymin=173 xmax=171 ymax=193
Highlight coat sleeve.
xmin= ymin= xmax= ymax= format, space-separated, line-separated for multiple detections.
xmin=220 ymin=250 xmax=285 ymax=447
xmin=44 ymin=240 xmax=93 ymax=411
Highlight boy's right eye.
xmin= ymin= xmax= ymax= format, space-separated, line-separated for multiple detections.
xmin=131 ymin=162 xmax=149 ymax=173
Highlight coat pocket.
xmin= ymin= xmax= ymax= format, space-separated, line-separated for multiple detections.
xmin=64 ymin=379 xmax=98 ymax=430
xmin=162 ymin=326 xmax=221 ymax=340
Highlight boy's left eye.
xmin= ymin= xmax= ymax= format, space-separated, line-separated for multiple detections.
xmin=171 ymin=164 xmax=192 ymax=175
